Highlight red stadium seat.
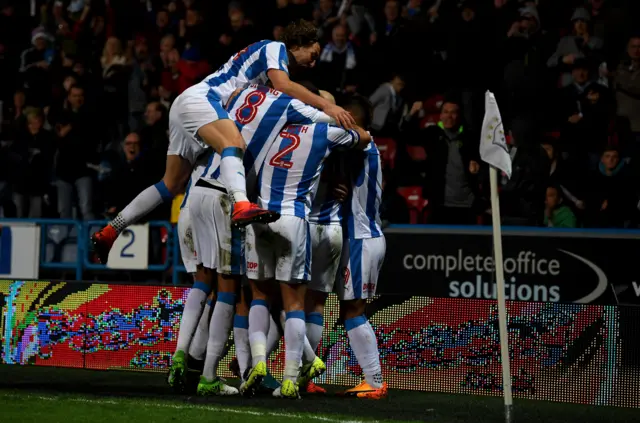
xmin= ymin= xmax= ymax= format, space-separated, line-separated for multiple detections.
xmin=397 ymin=186 xmax=429 ymax=224
xmin=420 ymin=112 xmax=441 ymax=129
xmin=406 ymin=144 xmax=427 ymax=162
xmin=375 ymin=137 xmax=397 ymax=170
xmin=423 ymin=94 xmax=444 ymax=114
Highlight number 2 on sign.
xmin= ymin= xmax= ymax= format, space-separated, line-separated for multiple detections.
xmin=270 ymin=131 xmax=301 ymax=169
xmin=120 ymin=229 xmax=135 ymax=258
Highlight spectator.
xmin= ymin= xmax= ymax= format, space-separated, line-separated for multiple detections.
xmin=101 ymin=36 xmax=129 ymax=144
xmin=541 ymin=138 xmax=585 ymax=213
xmin=2 ymin=89 xmax=27 ymax=136
xmin=369 ymin=73 xmax=405 ymax=137
xmin=49 ymin=84 xmax=96 ymax=220
xmin=500 ymin=118 xmax=551 ymax=226
xmin=217 ymin=7 xmax=258 ymax=61
xmin=139 ymin=101 xmax=169 ymax=175
xmin=313 ymin=0 xmax=340 ymax=41
xmin=544 ymin=185 xmax=578 ymax=228
xmin=12 ymin=107 xmax=54 ymax=218
xmin=104 ymin=132 xmax=163 ymax=219
xmin=547 ymin=8 xmax=604 ymax=88
xmin=128 ymin=36 xmax=153 ymax=133
xmin=373 ymin=0 xmax=409 ymax=77
xmin=614 ymin=35 xmax=640 ymax=160
xmin=19 ymin=27 xmax=54 ymax=107
xmin=501 ymin=5 xmax=553 ymax=125
xmin=421 ymin=100 xmax=480 ymax=225
xmin=316 ymin=24 xmax=358 ymax=94
xmin=342 ymin=1 xmax=376 ymax=47
xmin=558 ymin=59 xmax=610 ymax=166
xmin=586 ymin=147 xmax=635 ymax=228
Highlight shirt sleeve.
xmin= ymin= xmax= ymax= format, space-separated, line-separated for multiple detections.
xmin=327 ymin=124 xmax=359 ymax=149
xmin=264 ymin=41 xmax=289 ymax=76
xmin=287 ymin=99 xmax=333 ymax=124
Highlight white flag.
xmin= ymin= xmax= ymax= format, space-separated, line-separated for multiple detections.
xmin=480 ymin=91 xmax=512 ymax=179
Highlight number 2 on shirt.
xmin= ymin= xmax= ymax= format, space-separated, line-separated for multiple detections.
xmin=270 ymin=131 xmax=301 ymax=169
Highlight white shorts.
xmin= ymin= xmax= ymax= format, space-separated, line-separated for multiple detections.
xmin=189 ymin=184 xmax=244 ymax=275
xmin=308 ymin=223 xmax=343 ymax=293
xmin=168 ymin=83 xmax=229 ymax=165
xmin=245 ymin=215 xmax=310 ymax=283
xmin=336 ymin=236 xmax=386 ymax=301
xmin=177 ymin=203 xmax=199 ymax=274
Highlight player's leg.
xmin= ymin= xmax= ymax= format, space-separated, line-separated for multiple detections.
xmin=198 ymin=273 xmax=240 ymax=396
xmin=168 ymin=265 xmax=213 ymax=391
xmin=91 ymin=153 xmax=191 ymax=263
xmin=272 ymin=217 xmax=321 ymax=399
xmin=339 ymin=236 xmax=387 ymax=400
xmin=232 ymin=284 xmax=251 ymax=382
xmin=196 ymin=119 xmax=280 ymax=227
xmin=241 ymin=224 xmax=274 ymax=395
xmin=174 ymin=203 xmax=212 ymax=368
xmin=297 ymin=223 xmax=341 ymax=392
xmin=305 ymin=223 xmax=342 ymax=354
xmin=188 ymin=292 xmax=215 ymax=367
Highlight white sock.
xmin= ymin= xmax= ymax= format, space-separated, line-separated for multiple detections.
xmin=248 ymin=299 xmax=269 ymax=367
xmin=266 ymin=313 xmax=283 ymax=359
xmin=219 ymin=147 xmax=248 ymax=203
xmin=233 ymin=314 xmax=250 ymax=380
xmin=305 ymin=312 xmax=324 ymax=353
xmin=202 ymin=292 xmax=235 ymax=381
xmin=345 ymin=315 xmax=383 ymax=389
xmin=302 ymin=335 xmax=317 ymax=364
xmin=283 ymin=311 xmax=305 ymax=383
xmin=188 ymin=297 xmax=213 ymax=360
xmin=176 ymin=281 xmax=211 ymax=354
xmin=110 ymin=182 xmax=173 ymax=233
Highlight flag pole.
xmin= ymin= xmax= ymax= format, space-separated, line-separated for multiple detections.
xmin=489 ymin=166 xmax=513 ymax=423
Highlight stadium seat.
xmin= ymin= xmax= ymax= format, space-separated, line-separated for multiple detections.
xmin=374 ymin=137 xmax=397 ymax=170
xmin=405 ymin=144 xmax=427 ymax=162
xmin=396 ymin=186 xmax=429 ymax=224
xmin=423 ymin=94 xmax=444 ymax=114
xmin=420 ymin=112 xmax=441 ymax=129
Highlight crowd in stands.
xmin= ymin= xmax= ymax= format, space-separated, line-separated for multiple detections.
xmin=0 ymin=0 xmax=639 ymax=229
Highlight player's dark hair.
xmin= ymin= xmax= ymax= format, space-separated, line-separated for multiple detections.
xmin=297 ymin=80 xmax=320 ymax=95
xmin=342 ymin=94 xmax=373 ymax=130
xmin=282 ymin=19 xmax=319 ymax=49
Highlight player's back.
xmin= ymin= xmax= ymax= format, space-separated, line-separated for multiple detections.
xmin=346 ymin=141 xmax=383 ymax=239
xmin=188 ymin=40 xmax=289 ymax=105
xmin=308 ymin=154 xmax=345 ymax=225
xmin=197 ymin=84 xmax=329 ymax=195
xmin=258 ymin=123 xmax=359 ymax=219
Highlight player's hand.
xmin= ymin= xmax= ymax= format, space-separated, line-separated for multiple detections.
xmin=333 ymin=184 xmax=349 ymax=203
xmin=562 ymin=54 xmax=576 ymax=65
xmin=324 ymin=104 xmax=356 ymax=129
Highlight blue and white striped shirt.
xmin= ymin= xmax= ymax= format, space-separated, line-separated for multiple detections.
xmin=308 ymin=156 xmax=345 ymax=225
xmin=203 ymin=40 xmax=289 ymax=104
xmin=198 ymin=85 xmax=331 ymax=198
xmin=345 ymin=141 xmax=383 ymax=239
xmin=257 ymin=123 xmax=360 ymax=219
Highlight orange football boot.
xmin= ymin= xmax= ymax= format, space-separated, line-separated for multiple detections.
xmin=90 ymin=225 xmax=118 ymax=264
xmin=339 ymin=381 xmax=388 ymax=399
xmin=231 ymin=201 xmax=280 ymax=228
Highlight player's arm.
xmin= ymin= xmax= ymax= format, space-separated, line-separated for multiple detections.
xmin=288 ymin=99 xmax=333 ymax=124
xmin=268 ymin=69 xmax=355 ymax=129
xmin=327 ymin=124 xmax=371 ymax=150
